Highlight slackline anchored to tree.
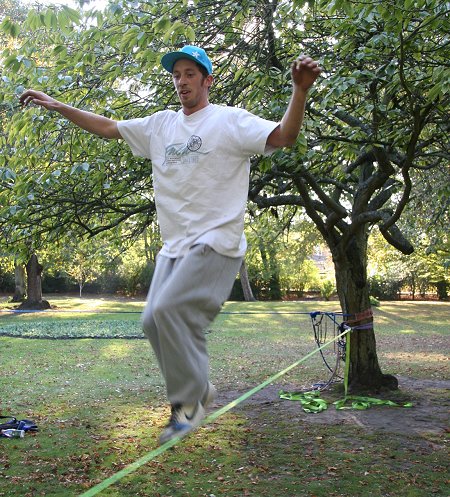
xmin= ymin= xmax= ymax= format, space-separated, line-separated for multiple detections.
xmin=77 ymin=328 xmax=350 ymax=497
xmin=1 ymin=309 xmax=413 ymax=495
xmin=280 ymin=327 xmax=413 ymax=412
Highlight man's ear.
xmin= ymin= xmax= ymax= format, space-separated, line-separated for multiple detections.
xmin=205 ymin=74 xmax=214 ymax=88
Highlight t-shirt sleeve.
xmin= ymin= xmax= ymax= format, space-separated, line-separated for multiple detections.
xmin=232 ymin=109 xmax=279 ymax=157
xmin=117 ymin=116 xmax=154 ymax=159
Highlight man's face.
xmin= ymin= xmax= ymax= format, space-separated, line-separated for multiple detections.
xmin=172 ymin=59 xmax=213 ymax=114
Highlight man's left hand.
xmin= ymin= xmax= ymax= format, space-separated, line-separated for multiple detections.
xmin=292 ymin=55 xmax=321 ymax=92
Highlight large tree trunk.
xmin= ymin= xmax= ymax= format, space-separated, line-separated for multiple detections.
xmin=12 ymin=263 xmax=26 ymax=302
xmin=239 ymin=260 xmax=256 ymax=301
xmin=259 ymin=241 xmax=282 ymax=300
xmin=18 ymin=254 xmax=51 ymax=310
xmin=332 ymin=232 xmax=398 ymax=393
xmin=436 ymin=280 xmax=448 ymax=300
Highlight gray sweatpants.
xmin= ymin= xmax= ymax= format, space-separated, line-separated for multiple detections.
xmin=142 ymin=244 xmax=242 ymax=406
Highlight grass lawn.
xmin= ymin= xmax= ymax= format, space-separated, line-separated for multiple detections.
xmin=0 ymin=296 xmax=449 ymax=497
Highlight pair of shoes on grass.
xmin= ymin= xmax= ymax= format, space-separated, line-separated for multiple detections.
xmin=159 ymin=382 xmax=217 ymax=445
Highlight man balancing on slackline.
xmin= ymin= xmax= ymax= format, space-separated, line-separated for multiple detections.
xmin=20 ymin=45 xmax=321 ymax=444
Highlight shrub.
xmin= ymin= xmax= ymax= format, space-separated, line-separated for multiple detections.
xmin=320 ymin=279 xmax=336 ymax=301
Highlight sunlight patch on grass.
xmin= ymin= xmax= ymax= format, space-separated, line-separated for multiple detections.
xmin=384 ymin=351 xmax=448 ymax=363
xmin=399 ymin=329 xmax=417 ymax=334
xmin=100 ymin=342 xmax=135 ymax=359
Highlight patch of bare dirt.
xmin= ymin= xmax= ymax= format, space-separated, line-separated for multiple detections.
xmin=218 ymin=376 xmax=449 ymax=437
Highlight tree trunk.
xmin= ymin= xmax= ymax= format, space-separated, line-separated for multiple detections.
xmin=436 ymin=280 xmax=448 ymax=300
xmin=239 ymin=260 xmax=256 ymax=301
xmin=18 ymin=254 xmax=51 ymax=310
xmin=268 ymin=244 xmax=282 ymax=300
xmin=12 ymin=263 xmax=26 ymax=302
xmin=332 ymin=233 xmax=398 ymax=393
xmin=259 ymin=241 xmax=282 ymax=300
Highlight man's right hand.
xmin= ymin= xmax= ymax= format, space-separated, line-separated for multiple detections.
xmin=19 ymin=90 xmax=60 ymax=111
xmin=18 ymin=89 xmax=121 ymax=139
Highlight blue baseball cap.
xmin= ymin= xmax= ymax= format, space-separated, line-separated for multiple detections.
xmin=161 ymin=45 xmax=213 ymax=75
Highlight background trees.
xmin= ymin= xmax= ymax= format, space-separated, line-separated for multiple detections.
xmin=0 ymin=0 xmax=448 ymax=390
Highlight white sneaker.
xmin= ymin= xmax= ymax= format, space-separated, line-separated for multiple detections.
xmin=201 ymin=382 xmax=217 ymax=409
xmin=159 ymin=402 xmax=205 ymax=445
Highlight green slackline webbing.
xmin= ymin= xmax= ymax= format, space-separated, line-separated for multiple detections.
xmin=279 ymin=390 xmax=328 ymax=413
xmin=78 ymin=328 xmax=350 ymax=497
xmin=279 ymin=388 xmax=413 ymax=413
xmin=281 ymin=328 xmax=413 ymax=413
xmin=344 ymin=326 xmax=351 ymax=397
xmin=333 ymin=395 xmax=413 ymax=410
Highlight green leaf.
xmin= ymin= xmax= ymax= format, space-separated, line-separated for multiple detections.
xmin=427 ymin=83 xmax=443 ymax=102
xmin=25 ymin=9 xmax=40 ymax=30
xmin=83 ymin=53 xmax=97 ymax=65
xmin=293 ymin=0 xmax=307 ymax=8
xmin=60 ymin=5 xmax=81 ymax=24
xmin=44 ymin=10 xmax=58 ymax=29
xmin=155 ymin=16 xmax=171 ymax=32
xmin=233 ymin=67 xmax=246 ymax=82
xmin=162 ymin=20 xmax=186 ymax=43
xmin=186 ymin=26 xmax=196 ymax=43
xmin=109 ymin=3 xmax=124 ymax=16
xmin=1 ymin=18 xmax=21 ymax=38
xmin=3 ymin=55 xmax=20 ymax=73
xmin=53 ymin=45 xmax=68 ymax=56
xmin=296 ymin=133 xmax=308 ymax=156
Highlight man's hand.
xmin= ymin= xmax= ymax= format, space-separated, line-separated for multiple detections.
xmin=266 ymin=54 xmax=321 ymax=148
xmin=291 ymin=55 xmax=321 ymax=92
xmin=19 ymin=90 xmax=59 ymax=111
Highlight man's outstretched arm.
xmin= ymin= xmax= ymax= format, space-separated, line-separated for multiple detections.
xmin=267 ymin=55 xmax=321 ymax=148
xmin=19 ymin=90 xmax=122 ymax=140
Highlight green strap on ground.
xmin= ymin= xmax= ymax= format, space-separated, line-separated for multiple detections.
xmin=334 ymin=395 xmax=413 ymax=410
xmin=278 ymin=390 xmax=413 ymax=412
xmin=279 ymin=390 xmax=328 ymax=412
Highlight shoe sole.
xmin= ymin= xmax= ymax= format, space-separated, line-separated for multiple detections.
xmin=159 ymin=423 xmax=194 ymax=445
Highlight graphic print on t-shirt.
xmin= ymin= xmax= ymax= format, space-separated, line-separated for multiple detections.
xmin=187 ymin=135 xmax=202 ymax=151
xmin=164 ymin=135 xmax=209 ymax=167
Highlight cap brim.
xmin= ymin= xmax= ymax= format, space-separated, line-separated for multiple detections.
xmin=161 ymin=52 xmax=209 ymax=73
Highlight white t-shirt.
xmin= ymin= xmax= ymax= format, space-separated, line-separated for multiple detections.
xmin=117 ymin=103 xmax=278 ymax=258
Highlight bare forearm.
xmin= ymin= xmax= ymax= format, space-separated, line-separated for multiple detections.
xmin=20 ymin=90 xmax=120 ymax=139
xmin=54 ymin=101 xmax=120 ymax=139
xmin=279 ymin=87 xmax=308 ymax=145
xmin=267 ymin=87 xmax=307 ymax=148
